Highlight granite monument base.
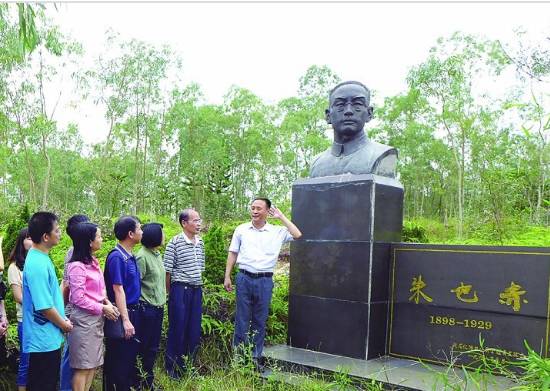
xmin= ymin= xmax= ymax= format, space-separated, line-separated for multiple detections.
xmin=288 ymin=174 xmax=404 ymax=360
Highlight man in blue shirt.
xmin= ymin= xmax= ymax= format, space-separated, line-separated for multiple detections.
xmin=103 ymin=215 xmax=143 ymax=391
xmin=23 ymin=212 xmax=73 ymax=391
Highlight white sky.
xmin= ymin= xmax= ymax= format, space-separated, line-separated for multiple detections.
xmin=49 ymin=2 xmax=550 ymax=144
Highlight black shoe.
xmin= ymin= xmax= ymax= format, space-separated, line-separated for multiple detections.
xmin=253 ymin=357 xmax=268 ymax=373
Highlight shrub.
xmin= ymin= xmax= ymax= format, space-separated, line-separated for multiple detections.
xmin=2 ymin=204 xmax=30 ymax=261
xmin=203 ymin=224 xmax=228 ymax=284
xmin=202 ymin=220 xmax=243 ymax=284
xmin=266 ymin=274 xmax=289 ymax=344
xmin=201 ymin=282 xmax=236 ymax=361
xmin=402 ymin=220 xmax=428 ymax=243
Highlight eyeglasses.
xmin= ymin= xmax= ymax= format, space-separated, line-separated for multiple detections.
xmin=332 ymin=98 xmax=367 ymax=112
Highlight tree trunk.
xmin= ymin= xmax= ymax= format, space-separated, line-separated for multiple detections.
xmin=142 ymin=119 xmax=148 ymax=213
xmin=38 ymin=49 xmax=51 ymax=209
xmin=41 ymin=132 xmax=51 ymax=209
xmin=133 ymin=93 xmax=140 ymax=215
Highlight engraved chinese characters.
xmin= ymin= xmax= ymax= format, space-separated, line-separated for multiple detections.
xmin=389 ymin=245 xmax=550 ymax=365
xmin=499 ymin=282 xmax=528 ymax=312
xmin=407 ymin=275 xmax=528 ymax=312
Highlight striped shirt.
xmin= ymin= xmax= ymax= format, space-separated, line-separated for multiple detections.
xmin=164 ymin=232 xmax=205 ymax=285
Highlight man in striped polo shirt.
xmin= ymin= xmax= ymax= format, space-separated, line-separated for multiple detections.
xmin=164 ymin=208 xmax=205 ymax=378
xmin=224 ymin=197 xmax=302 ymax=370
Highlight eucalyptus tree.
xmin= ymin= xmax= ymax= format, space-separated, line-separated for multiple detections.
xmin=272 ymin=65 xmax=339 ymax=207
xmin=88 ymin=32 xmax=180 ymax=215
xmin=164 ymin=84 xmax=233 ymax=218
xmin=222 ymin=86 xmax=279 ymax=214
xmin=1 ymin=10 xmax=83 ymax=210
xmin=498 ymin=31 xmax=550 ymax=224
xmin=372 ymin=89 xmax=455 ymax=221
xmin=405 ymin=33 xmax=509 ymax=237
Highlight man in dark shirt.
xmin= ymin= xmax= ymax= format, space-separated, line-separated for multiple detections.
xmin=103 ymin=216 xmax=143 ymax=391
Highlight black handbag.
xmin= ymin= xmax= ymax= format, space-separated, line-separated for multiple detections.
xmin=104 ymin=314 xmax=124 ymax=339
xmin=0 ymin=280 xmax=7 ymax=300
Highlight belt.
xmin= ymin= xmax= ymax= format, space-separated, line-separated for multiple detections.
xmin=139 ymin=301 xmax=164 ymax=309
xmin=172 ymin=281 xmax=202 ymax=288
xmin=127 ymin=303 xmax=141 ymax=310
xmin=239 ymin=269 xmax=273 ymax=278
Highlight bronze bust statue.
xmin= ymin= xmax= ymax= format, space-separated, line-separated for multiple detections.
xmin=309 ymin=81 xmax=397 ymax=178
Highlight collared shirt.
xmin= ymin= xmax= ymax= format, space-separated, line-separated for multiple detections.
xmin=104 ymin=244 xmax=141 ymax=305
xmin=331 ymin=131 xmax=369 ymax=157
xmin=229 ymin=222 xmax=293 ymax=273
xmin=136 ymin=247 xmax=166 ymax=306
xmin=164 ymin=232 xmax=205 ymax=285
xmin=22 ymin=248 xmax=65 ymax=353
xmin=67 ymin=257 xmax=106 ymax=315
xmin=309 ymin=131 xmax=397 ymax=178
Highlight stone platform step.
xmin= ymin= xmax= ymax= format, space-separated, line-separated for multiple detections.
xmin=263 ymin=345 xmax=516 ymax=391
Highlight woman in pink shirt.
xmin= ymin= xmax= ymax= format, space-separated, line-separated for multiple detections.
xmin=67 ymin=222 xmax=119 ymax=391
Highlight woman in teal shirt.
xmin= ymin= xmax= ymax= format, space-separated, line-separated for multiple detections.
xmin=136 ymin=223 xmax=166 ymax=389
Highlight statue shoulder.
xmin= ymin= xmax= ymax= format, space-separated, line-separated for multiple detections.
xmin=310 ymin=149 xmax=332 ymax=171
xmin=367 ymin=139 xmax=397 ymax=158
xmin=368 ymin=140 xmax=397 ymax=177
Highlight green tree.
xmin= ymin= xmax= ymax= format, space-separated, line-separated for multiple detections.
xmin=405 ymin=33 xmax=509 ymax=237
xmin=498 ymin=31 xmax=550 ymax=224
xmin=1 ymin=15 xmax=82 ymax=211
xmin=87 ymin=32 xmax=180 ymax=216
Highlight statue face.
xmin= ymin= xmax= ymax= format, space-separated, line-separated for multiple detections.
xmin=326 ymin=84 xmax=373 ymax=139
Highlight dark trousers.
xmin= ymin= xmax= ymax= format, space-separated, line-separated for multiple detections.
xmin=233 ymin=272 xmax=274 ymax=359
xmin=27 ymin=348 xmax=61 ymax=391
xmin=137 ymin=303 xmax=164 ymax=389
xmin=103 ymin=305 xmax=142 ymax=391
xmin=0 ymin=335 xmax=6 ymax=368
xmin=165 ymin=283 xmax=202 ymax=378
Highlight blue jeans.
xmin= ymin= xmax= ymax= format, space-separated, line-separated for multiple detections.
xmin=233 ymin=272 xmax=274 ymax=359
xmin=103 ymin=305 xmax=142 ymax=391
xmin=137 ymin=303 xmax=164 ymax=389
xmin=165 ymin=283 xmax=202 ymax=378
xmin=16 ymin=322 xmax=30 ymax=386
xmin=59 ymin=337 xmax=72 ymax=391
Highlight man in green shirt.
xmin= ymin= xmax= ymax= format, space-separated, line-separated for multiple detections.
xmin=136 ymin=222 xmax=165 ymax=390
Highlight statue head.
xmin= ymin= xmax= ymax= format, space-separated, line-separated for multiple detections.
xmin=326 ymin=81 xmax=373 ymax=142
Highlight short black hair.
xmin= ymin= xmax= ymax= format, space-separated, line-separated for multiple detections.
xmin=113 ymin=215 xmax=141 ymax=241
xmin=178 ymin=209 xmax=194 ymax=225
xmin=141 ymin=223 xmax=164 ymax=249
xmin=28 ymin=211 xmax=59 ymax=244
xmin=253 ymin=197 xmax=271 ymax=209
xmin=66 ymin=214 xmax=89 ymax=240
xmin=69 ymin=222 xmax=98 ymax=265
xmin=329 ymin=81 xmax=371 ymax=103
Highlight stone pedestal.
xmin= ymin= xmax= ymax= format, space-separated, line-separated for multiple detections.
xmin=288 ymin=174 xmax=403 ymax=360
xmin=388 ymin=244 xmax=550 ymax=364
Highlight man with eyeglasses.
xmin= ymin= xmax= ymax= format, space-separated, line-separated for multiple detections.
xmin=309 ymin=81 xmax=397 ymax=178
xmin=164 ymin=208 xmax=205 ymax=378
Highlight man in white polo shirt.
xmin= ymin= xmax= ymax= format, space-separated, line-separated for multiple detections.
xmin=224 ymin=197 xmax=302 ymax=368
